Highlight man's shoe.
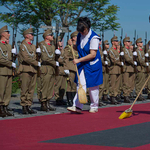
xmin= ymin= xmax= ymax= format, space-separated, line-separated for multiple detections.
xmin=99 ymin=101 xmax=107 ymax=106
xmin=102 ymin=95 xmax=110 ymax=102
xmin=22 ymin=106 xmax=29 ymax=114
xmin=41 ymin=101 xmax=49 ymax=112
xmin=0 ymin=105 xmax=7 ymax=117
xmin=26 ymin=106 xmax=37 ymax=114
xmin=3 ymin=106 xmax=14 ymax=116
xmin=47 ymin=101 xmax=56 ymax=111
xmin=124 ymin=96 xmax=131 ymax=103
xmin=110 ymin=97 xmax=118 ymax=105
xmin=147 ymin=94 xmax=150 ymax=99
xmin=137 ymin=95 xmax=144 ymax=101
xmin=89 ymin=108 xmax=98 ymax=113
xmin=67 ymin=106 xmax=82 ymax=113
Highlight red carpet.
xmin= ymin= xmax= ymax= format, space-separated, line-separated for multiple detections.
xmin=1 ymin=103 xmax=150 ymax=150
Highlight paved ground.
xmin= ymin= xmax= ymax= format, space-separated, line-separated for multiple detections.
xmin=1 ymin=93 xmax=150 ymax=120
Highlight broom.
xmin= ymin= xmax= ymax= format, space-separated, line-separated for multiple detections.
xmin=119 ymin=74 xmax=150 ymax=119
xmin=70 ymin=45 xmax=87 ymax=104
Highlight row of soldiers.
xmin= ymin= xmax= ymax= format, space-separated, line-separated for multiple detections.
xmin=0 ymin=24 xmax=150 ymax=117
xmin=98 ymin=36 xmax=150 ymax=106
xmin=0 ymin=25 xmax=79 ymax=117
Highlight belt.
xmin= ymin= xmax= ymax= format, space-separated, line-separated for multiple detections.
xmin=69 ymin=58 xmax=73 ymax=61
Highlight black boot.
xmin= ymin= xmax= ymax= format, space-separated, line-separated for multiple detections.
xmin=110 ymin=97 xmax=118 ymax=105
xmin=0 ymin=105 xmax=7 ymax=117
xmin=41 ymin=101 xmax=49 ymax=111
xmin=66 ymin=92 xmax=73 ymax=106
xmin=22 ymin=106 xmax=29 ymax=114
xmin=102 ymin=94 xmax=110 ymax=102
xmin=99 ymin=100 xmax=107 ymax=106
xmin=47 ymin=100 xmax=56 ymax=111
xmin=26 ymin=106 xmax=37 ymax=114
xmin=3 ymin=106 xmax=14 ymax=116
xmin=137 ymin=95 xmax=144 ymax=101
xmin=124 ymin=96 xmax=131 ymax=103
xmin=147 ymin=94 xmax=150 ymax=99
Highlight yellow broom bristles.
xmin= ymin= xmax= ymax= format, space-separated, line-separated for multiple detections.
xmin=78 ymin=87 xmax=87 ymax=104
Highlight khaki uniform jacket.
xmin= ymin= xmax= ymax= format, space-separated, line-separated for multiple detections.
xmin=58 ymin=49 xmax=65 ymax=76
xmin=0 ymin=42 xmax=12 ymax=75
xmin=123 ymin=47 xmax=134 ymax=73
xmin=64 ymin=45 xmax=78 ymax=72
xmin=39 ymin=41 xmax=56 ymax=75
xmin=18 ymin=40 xmax=38 ymax=74
xmin=99 ymin=48 xmax=110 ymax=73
xmin=108 ymin=47 xmax=121 ymax=74
xmin=136 ymin=47 xmax=146 ymax=72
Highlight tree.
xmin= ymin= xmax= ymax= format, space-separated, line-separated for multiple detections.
xmin=0 ymin=0 xmax=120 ymax=33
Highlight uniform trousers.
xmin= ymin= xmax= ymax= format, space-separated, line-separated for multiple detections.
xmin=37 ymin=76 xmax=42 ymax=100
xmin=54 ymin=75 xmax=66 ymax=101
xmin=123 ymin=72 xmax=135 ymax=96
xmin=20 ymin=72 xmax=37 ymax=106
xmin=0 ymin=75 xmax=12 ymax=106
xmin=135 ymin=72 xmax=146 ymax=95
xmin=109 ymin=74 xmax=121 ymax=97
xmin=40 ymin=73 xmax=55 ymax=102
xmin=73 ymin=70 xmax=99 ymax=110
xmin=66 ymin=71 xmax=76 ymax=92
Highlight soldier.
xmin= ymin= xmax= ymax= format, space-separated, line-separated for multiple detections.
xmin=99 ymin=40 xmax=110 ymax=106
xmin=54 ymin=37 xmax=67 ymax=106
xmin=135 ymin=38 xmax=147 ymax=101
xmin=122 ymin=37 xmax=135 ymax=103
xmin=0 ymin=25 xmax=16 ymax=117
xmin=38 ymin=29 xmax=59 ymax=111
xmin=17 ymin=28 xmax=41 ymax=114
xmin=108 ymin=36 xmax=123 ymax=104
xmin=64 ymin=31 xmax=78 ymax=106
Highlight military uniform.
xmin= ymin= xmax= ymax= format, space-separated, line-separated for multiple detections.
xmin=18 ymin=28 xmax=38 ymax=114
xmin=64 ymin=31 xmax=79 ymax=105
xmin=122 ymin=37 xmax=135 ymax=102
xmin=135 ymin=38 xmax=146 ymax=100
xmin=108 ymin=36 xmax=122 ymax=104
xmin=54 ymin=47 xmax=67 ymax=105
xmin=0 ymin=26 xmax=14 ymax=117
xmin=99 ymin=40 xmax=110 ymax=104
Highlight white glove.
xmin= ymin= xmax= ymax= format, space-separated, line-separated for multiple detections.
xmin=64 ymin=70 xmax=70 ymax=75
xmin=120 ymin=51 xmax=124 ymax=56
xmin=56 ymin=61 xmax=59 ymax=66
xmin=38 ymin=62 xmax=41 ymax=67
xmin=133 ymin=51 xmax=137 ymax=56
xmin=134 ymin=61 xmax=137 ymax=66
xmin=12 ymin=62 xmax=16 ymax=68
xmin=103 ymin=50 xmax=107 ymax=55
xmin=36 ymin=47 xmax=41 ymax=53
xmin=145 ymin=53 xmax=149 ymax=57
xmin=121 ymin=62 xmax=124 ymax=66
xmin=55 ymin=49 xmax=61 ymax=55
xmin=105 ymin=61 xmax=108 ymax=65
xmin=146 ymin=62 xmax=149 ymax=66
xmin=12 ymin=48 xmax=17 ymax=54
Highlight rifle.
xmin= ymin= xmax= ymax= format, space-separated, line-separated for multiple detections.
xmin=133 ymin=30 xmax=137 ymax=73
xmin=12 ymin=26 xmax=17 ymax=77
xmin=120 ymin=28 xmax=124 ymax=73
xmin=55 ymin=21 xmax=60 ymax=76
xmin=36 ymin=29 xmax=41 ymax=77
xmin=102 ymin=28 xmax=109 ymax=73
xmin=145 ymin=31 xmax=149 ymax=73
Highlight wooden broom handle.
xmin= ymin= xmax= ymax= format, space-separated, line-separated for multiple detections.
xmin=130 ymin=74 xmax=150 ymax=109
xmin=70 ymin=45 xmax=82 ymax=87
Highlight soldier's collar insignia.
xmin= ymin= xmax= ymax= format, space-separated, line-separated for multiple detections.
xmin=28 ymin=42 xmax=32 ymax=45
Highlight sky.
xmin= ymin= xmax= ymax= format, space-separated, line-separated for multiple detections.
xmin=0 ymin=0 xmax=150 ymax=47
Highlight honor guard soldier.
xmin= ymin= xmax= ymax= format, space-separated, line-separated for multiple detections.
xmin=108 ymin=36 xmax=123 ymax=104
xmin=38 ymin=29 xmax=58 ymax=111
xmin=122 ymin=37 xmax=135 ymax=103
xmin=0 ymin=25 xmax=15 ymax=117
xmin=135 ymin=38 xmax=147 ymax=101
xmin=54 ymin=37 xmax=67 ymax=105
xmin=99 ymin=40 xmax=110 ymax=106
xmin=64 ymin=31 xmax=79 ymax=106
xmin=18 ymin=28 xmax=41 ymax=114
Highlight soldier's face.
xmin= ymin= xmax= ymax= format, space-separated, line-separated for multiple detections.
xmin=28 ymin=34 xmax=34 ymax=41
xmin=1 ymin=31 xmax=10 ymax=40
xmin=47 ymin=35 xmax=53 ymax=41
xmin=137 ymin=42 xmax=143 ymax=47
xmin=113 ymin=41 xmax=118 ymax=46
xmin=72 ymin=36 xmax=77 ymax=42
xmin=105 ymin=44 xmax=109 ymax=49
xmin=125 ymin=41 xmax=130 ymax=47
xmin=130 ymin=45 xmax=133 ymax=50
